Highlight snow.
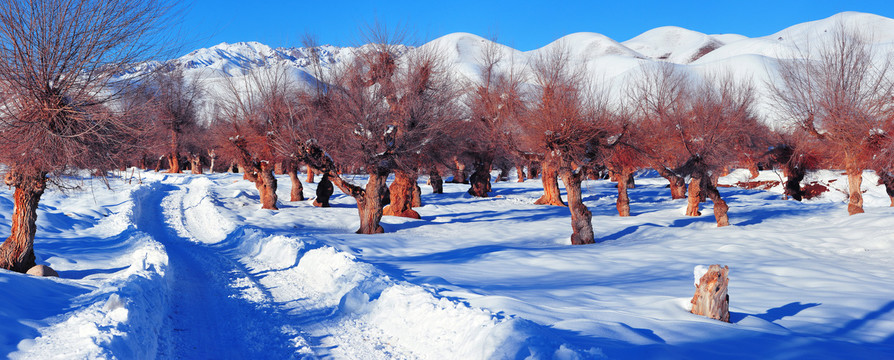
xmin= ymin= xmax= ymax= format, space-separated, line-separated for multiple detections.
xmin=1 ymin=167 xmax=893 ymax=358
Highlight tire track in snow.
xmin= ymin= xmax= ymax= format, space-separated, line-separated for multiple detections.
xmin=133 ymin=177 xmax=312 ymax=359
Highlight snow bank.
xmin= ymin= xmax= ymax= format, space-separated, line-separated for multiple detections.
xmin=230 ymin=230 xmax=591 ymax=359
xmin=2 ymin=182 xmax=170 ymax=359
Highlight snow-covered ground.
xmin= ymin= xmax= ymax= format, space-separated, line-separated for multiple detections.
xmin=1 ymin=169 xmax=893 ymax=359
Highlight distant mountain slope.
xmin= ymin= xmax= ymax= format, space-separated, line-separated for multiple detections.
xmin=162 ymin=11 xmax=894 ymax=126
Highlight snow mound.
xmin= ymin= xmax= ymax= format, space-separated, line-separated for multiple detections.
xmin=231 ymin=229 xmax=591 ymax=358
xmin=622 ymin=26 xmax=731 ymax=63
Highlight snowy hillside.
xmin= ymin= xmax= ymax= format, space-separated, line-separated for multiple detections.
xmin=163 ymin=11 xmax=894 ymax=127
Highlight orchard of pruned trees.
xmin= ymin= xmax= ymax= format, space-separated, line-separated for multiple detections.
xmin=1 ymin=1 xmax=893 ymax=274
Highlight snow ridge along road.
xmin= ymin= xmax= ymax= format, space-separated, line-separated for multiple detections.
xmin=134 ymin=176 xmax=315 ymax=359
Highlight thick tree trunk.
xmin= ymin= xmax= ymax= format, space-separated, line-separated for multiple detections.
xmin=287 ymin=161 xmax=305 ymax=202
xmin=705 ymin=180 xmax=730 ymax=227
xmin=189 ymin=154 xmax=202 ymax=174
xmin=255 ymin=162 xmax=278 ymax=210
xmin=384 ymin=171 xmax=421 ymax=219
xmin=428 ymin=168 xmax=443 ymax=194
xmin=626 ymin=173 xmax=635 ymax=189
xmin=0 ymin=173 xmax=46 ymax=273
xmin=468 ymin=161 xmax=492 ymax=197
xmin=155 ymin=156 xmax=164 ymax=172
xmin=878 ymin=172 xmax=894 ymax=206
xmin=783 ymin=165 xmax=805 ymax=201
xmin=516 ymin=166 xmax=526 ymax=182
xmin=534 ymin=162 xmax=566 ymax=206
xmin=686 ymin=175 xmax=703 ymax=217
xmin=558 ymin=168 xmax=594 ymax=245
xmin=846 ymin=160 xmax=864 ymax=215
xmin=208 ymin=150 xmax=217 ymax=173
xmin=616 ymin=171 xmax=631 ymax=217
xmin=496 ymin=166 xmax=510 ymax=182
xmin=691 ymin=264 xmax=730 ymax=323
xmin=168 ymin=129 xmax=181 ymax=173
xmin=411 ymin=180 xmax=422 ymax=208
xmin=657 ymin=167 xmax=686 ymax=199
xmin=356 ymin=173 xmax=387 ymax=234
xmin=527 ymin=162 xmax=539 ymax=180
xmin=306 ymin=165 xmax=316 ymax=184
xmin=313 ymin=175 xmax=333 ymax=207
xmin=450 ymin=157 xmax=468 ymax=183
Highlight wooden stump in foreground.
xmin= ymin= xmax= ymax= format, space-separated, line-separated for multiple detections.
xmin=690 ymin=264 xmax=730 ymax=322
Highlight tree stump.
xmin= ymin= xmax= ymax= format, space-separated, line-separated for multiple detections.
xmin=690 ymin=264 xmax=730 ymax=322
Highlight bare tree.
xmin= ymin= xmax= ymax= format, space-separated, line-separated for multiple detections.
xmin=463 ymin=37 xmax=526 ymax=197
xmin=770 ymin=25 xmax=894 ymax=215
xmin=297 ymin=25 xmax=460 ymax=234
xmin=519 ymin=45 xmax=620 ymax=245
xmin=0 ymin=0 xmax=175 ymax=272
xmin=150 ymin=67 xmax=205 ymax=173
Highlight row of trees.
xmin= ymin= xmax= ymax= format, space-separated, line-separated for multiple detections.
xmin=0 ymin=0 xmax=891 ymax=273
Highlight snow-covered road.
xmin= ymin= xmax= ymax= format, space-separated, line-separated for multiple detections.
xmin=135 ymin=182 xmax=304 ymax=358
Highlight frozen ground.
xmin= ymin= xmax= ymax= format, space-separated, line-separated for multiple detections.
xmin=0 ymin=169 xmax=893 ymax=359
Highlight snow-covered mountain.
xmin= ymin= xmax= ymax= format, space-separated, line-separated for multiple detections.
xmin=167 ymin=11 xmax=894 ymax=126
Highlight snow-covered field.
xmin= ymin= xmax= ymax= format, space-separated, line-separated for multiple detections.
xmin=1 ymin=169 xmax=893 ymax=359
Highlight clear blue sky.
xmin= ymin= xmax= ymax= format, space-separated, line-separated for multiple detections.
xmin=176 ymin=0 xmax=894 ymax=54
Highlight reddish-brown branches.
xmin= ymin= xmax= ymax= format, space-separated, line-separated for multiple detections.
xmin=771 ymin=25 xmax=894 ymax=214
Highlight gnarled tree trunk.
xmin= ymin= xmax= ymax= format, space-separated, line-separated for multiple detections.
xmin=705 ymin=179 xmax=729 ymax=227
xmin=691 ymin=264 xmax=730 ymax=322
xmin=287 ymin=161 xmax=305 ymax=201
xmin=558 ymin=168 xmax=594 ymax=245
xmin=616 ymin=170 xmax=632 ymax=217
xmin=168 ymin=129 xmax=181 ymax=173
xmin=357 ymin=173 xmax=387 ymax=234
xmin=449 ymin=157 xmax=468 ymax=183
xmin=428 ymin=168 xmax=443 ymax=194
xmin=527 ymin=162 xmax=539 ymax=180
xmin=188 ymin=154 xmax=202 ymax=174
xmin=306 ymin=165 xmax=316 ymax=184
xmin=313 ymin=174 xmax=333 ymax=207
xmin=846 ymin=158 xmax=864 ymax=215
xmin=255 ymin=162 xmax=278 ymax=210
xmin=686 ymin=175 xmax=703 ymax=217
xmin=516 ymin=166 xmax=526 ymax=182
xmin=783 ymin=165 xmax=805 ymax=201
xmin=384 ymin=171 xmax=420 ymax=219
xmin=534 ymin=162 xmax=566 ymax=206
xmin=468 ymin=160 xmax=492 ymax=197
xmin=657 ymin=166 xmax=686 ymax=199
xmin=0 ymin=172 xmax=46 ymax=273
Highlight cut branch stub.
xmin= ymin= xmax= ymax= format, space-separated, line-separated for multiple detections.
xmin=690 ymin=264 xmax=730 ymax=322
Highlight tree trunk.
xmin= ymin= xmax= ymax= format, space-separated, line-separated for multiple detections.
xmin=155 ymin=156 xmax=164 ymax=172
xmin=558 ymin=168 xmax=594 ymax=245
xmin=306 ymin=165 xmax=316 ymax=184
xmin=313 ymin=174 xmax=333 ymax=207
xmin=516 ymin=166 xmax=526 ymax=182
xmin=657 ymin=167 xmax=686 ymax=199
xmin=878 ymin=172 xmax=894 ymax=206
xmin=450 ymin=157 xmax=468 ymax=183
xmin=534 ymin=162 xmax=566 ymax=206
xmin=686 ymin=175 xmax=703 ymax=217
xmin=0 ymin=173 xmax=46 ymax=273
xmin=527 ymin=162 xmax=539 ymax=179
xmin=626 ymin=173 xmax=635 ymax=189
xmin=208 ymin=150 xmax=217 ymax=173
xmin=468 ymin=161 xmax=492 ymax=197
xmin=691 ymin=264 xmax=730 ymax=323
xmin=189 ymin=154 xmax=202 ymax=174
xmin=384 ymin=171 xmax=421 ymax=219
xmin=616 ymin=171 xmax=631 ymax=217
xmin=411 ymin=180 xmax=422 ymax=208
xmin=428 ymin=168 xmax=443 ymax=194
xmin=846 ymin=160 xmax=864 ymax=215
xmin=254 ymin=162 xmax=278 ymax=210
xmin=356 ymin=173 xmax=387 ymax=234
xmin=168 ymin=129 xmax=181 ymax=173
xmin=287 ymin=161 xmax=305 ymax=202
xmin=496 ymin=166 xmax=509 ymax=182
xmin=783 ymin=165 xmax=805 ymax=201
xmin=705 ymin=180 xmax=730 ymax=227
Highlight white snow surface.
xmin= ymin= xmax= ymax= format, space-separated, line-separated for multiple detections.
xmin=1 ymin=168 xmax=893 ymax=359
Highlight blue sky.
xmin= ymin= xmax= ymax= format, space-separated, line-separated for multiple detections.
xmin=177 ymin=0 xmax=894 ymax=54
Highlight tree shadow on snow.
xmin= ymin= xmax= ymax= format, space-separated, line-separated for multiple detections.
xmin=730 ymin=301 xmax=821 ymax=324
